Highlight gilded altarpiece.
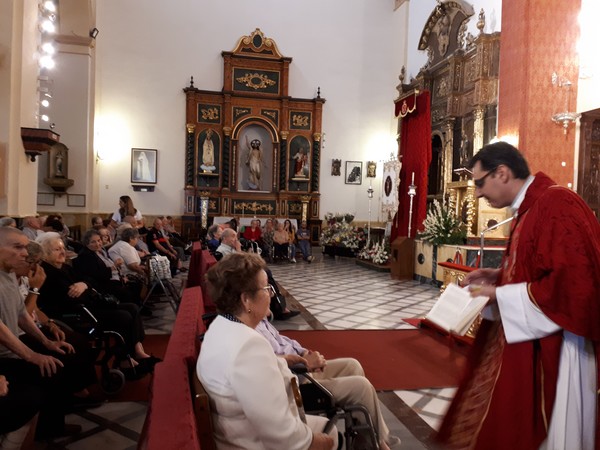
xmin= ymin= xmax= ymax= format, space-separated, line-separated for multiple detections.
xmin=397 ymin=1 xmax=503 ymax=237
xmin=182 ymin=29 xmax=325 ymax=241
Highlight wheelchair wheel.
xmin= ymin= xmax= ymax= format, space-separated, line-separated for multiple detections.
xmin=101 ymin=368 xmax=126 ymax=394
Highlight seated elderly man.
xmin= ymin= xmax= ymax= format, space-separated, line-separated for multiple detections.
xmin=147 ymin=218 xmax=184 ymax=276
xmin=216 ymin=229 xmax=299 ymax=320
xmin=21 ymin=216 xmax=43 ymax=241
xmin=256 ymin=316 xmax=401 ymax=450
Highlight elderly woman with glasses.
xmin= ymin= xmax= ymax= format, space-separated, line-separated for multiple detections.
xmin=15 ymin=241 xmax=101 ymax=407
xmin=197 ymin=252 xmax=337 ymax=450
xmin=36 ymin=233 xmax=156 ymax=377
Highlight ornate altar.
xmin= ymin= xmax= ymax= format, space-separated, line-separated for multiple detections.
xmin=397 ymin=2 xmax=502 ymax=236
xmin=182 ymin=29 xmax=325 ymax=241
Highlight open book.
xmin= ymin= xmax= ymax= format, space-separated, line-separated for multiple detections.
xmin=426 ymin=283 xmax=489 ymax=336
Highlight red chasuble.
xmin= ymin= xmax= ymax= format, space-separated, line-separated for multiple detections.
xmin=437 ymin=173 xmax=600 ymax=450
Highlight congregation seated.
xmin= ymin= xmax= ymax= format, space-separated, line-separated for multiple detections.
xmin=21 ymin=216 xmax=43 ymax=241
xmin=206 ymin=223 xmax=222 ymax=254
xmin=0 ymin=217 xmax=17 ymax=228
xmin=16 ymin=241 xmax=101 ymax=411
xmin=110 ymin=195 xmax=143 ymax=229
xmin=256 ymin=312 xmax=400 ymax=450
xmin=36 ymin=234 xmax=157 ymax=378
xmin=97 ymin=225 xmax=113 ymax=248
xmin=73 ymin=229 xmax=143 ymax=306
xmin=273 ymin=221 xmax=293 ymax=261
xmin=91 ymin=216 xmax=104 ymax=230
xmin=108 ymin=227 xmax=148 ymax=280
xmin=283 ymin=219 xmax=298 ymax=263
xmin=217 ymin=229 xmax=299 ymax=320
xmin=296 ymin=220 xmax=314 ymax=262
xmin=261 ymin=218 xmax=275 ymax=261
xmin=0 ymin=227 xmax=78 ymax=441
xmin=147 ymin=217 xmax=184 ymax=276
xmin=197 ymin=252 xmax=337 ymax=450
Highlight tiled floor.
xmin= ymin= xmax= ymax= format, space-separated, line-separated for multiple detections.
xmin=41 ymin=251 xmax=458 ymax=449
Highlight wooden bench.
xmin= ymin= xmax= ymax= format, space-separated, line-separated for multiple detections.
xmin=142 ymin=286 xmax=216 ymax=449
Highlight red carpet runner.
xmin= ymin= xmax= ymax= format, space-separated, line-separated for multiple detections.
xmin=282 ymin=329 xmax=469 ymax=390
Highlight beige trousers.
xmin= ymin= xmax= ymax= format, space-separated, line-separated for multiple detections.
xmin=311 ymin=358 xmax=390 ymax=442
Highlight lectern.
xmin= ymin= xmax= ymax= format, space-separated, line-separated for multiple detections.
xmin=390 ymin=236 xmax=414 ymax=280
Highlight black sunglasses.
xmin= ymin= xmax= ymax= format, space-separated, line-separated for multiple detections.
xmin=474 ymin=167 xmax=498 ymax=188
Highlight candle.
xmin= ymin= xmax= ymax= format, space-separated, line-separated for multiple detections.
xmin=411 ymin=172 xmax=415 ymax=184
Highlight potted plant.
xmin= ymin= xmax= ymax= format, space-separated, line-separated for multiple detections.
xmin=417 ymin=199 xmax=467 ymax=281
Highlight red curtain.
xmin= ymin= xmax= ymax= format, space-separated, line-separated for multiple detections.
xmin=391 ymin=91 xmax=432 ymax=241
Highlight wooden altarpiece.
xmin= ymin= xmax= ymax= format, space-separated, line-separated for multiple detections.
xmin=182 ymin=29 xmax=325 ymax=241
xmin=396 ymin=1 xmax=502 ymax=237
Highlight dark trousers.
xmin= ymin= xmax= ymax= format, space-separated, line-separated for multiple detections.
xmin=0 ymin=358 xmax=67 ymax=436
xmin=265 ymin=268 xmax=287 ymax=315
xmin=20 ymin=326 xmax=98 ymax=393
xmin=90 ymin=303 xmax=145 ymax=357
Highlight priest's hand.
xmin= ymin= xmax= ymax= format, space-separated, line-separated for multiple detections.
xmin=469 ymin=284 xmax=497 ymax=303
xmin=462 ymin=268 xmax=500 ymax=287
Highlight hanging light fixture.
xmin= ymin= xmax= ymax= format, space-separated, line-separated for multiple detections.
xmin=551 ymin=73 xmax=581 ymax=135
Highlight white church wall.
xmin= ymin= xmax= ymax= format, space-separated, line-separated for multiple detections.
xmin=95 ymin=0 xmax=407 ymax=221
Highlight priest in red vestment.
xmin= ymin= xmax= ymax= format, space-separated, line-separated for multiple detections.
xmin=437 ymin=142 xmax=600 ymax=450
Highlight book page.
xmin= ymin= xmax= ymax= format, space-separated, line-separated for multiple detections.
xmin=426 ymin=283 xmax=489 ymax=335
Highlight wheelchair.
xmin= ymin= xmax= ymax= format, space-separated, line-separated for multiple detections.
xmin=56 ymin=305 xmax=134 ymax=395
xmin=292 ymin=364 xmax=381 ymax=450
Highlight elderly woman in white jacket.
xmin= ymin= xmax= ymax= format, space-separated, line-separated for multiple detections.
xmin=197 ymin=252 xmax=336 ymax=450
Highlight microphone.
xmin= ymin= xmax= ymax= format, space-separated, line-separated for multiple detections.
xmin=478 ymin=216 xmax=514 ymax=267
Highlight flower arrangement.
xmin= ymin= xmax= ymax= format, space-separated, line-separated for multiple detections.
xmin=418 ymin=199 xmax=467 ymax=246
xmin=320 ymin=213 xmax=365 ymax=249
xmin=358 ymin=238 xmax=391 ymax=265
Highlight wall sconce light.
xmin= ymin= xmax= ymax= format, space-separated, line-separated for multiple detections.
xmin=551 ymin=72 xmax=581 ymax=135
xmin=89 ymin=27 xmax=99 ymax=39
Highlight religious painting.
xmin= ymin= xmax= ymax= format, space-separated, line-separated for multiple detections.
xmin=331 ymin=159 xmax=341 ymax=176
xmin=366 ymin=161 xmax=377 ymax=178
xmin=131 ymin=148 xmax=157 ymax=184
xmin=289 ymin=136 xmax=310 ymax=180
xmin=198 ymin=129 xmax=220 ymax=175
xmin=345 ymin=161 xmax=362 ymax=185
xmin=237 ymin=124 xmax=273 ymax=192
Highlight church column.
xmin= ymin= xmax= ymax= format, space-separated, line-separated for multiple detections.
xmin=279 ymin=131 xmax=288 ymax=191
xmin=0 ymin=0 xmax=45 ymax=216
xmin=472 ymin=107 xmax=485 ymax=154
xmin=185 ymin=124 xmax=195 ymax=188
xmin=222 ymin=126 xmax=232 ymax=189
xmin=498 ymin=0 xmax=581 ymax=186
xmin=441 ymin=119 xmax=455 ymax=195
xmin=311 ymin=133 xmax=321 ymax=193
xmin=44 ymin=0 xmax=96 ymax=213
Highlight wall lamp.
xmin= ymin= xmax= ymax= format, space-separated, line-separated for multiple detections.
xmin=551 ymin=73 xmax=581 ymax=135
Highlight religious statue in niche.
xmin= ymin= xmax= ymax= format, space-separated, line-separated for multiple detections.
xmin=200 ymin=129 xmax=216 ymax=173
xmin=290 ymin=135 xmax=310 ymax=180
xmin=245 ymin=136 xmax=265 ymax=190
xmin=331 ymin=159 xmax=341 ymax=176
xmin=237 ymin=124 xmax=272 ymax=192
xmin=55 ymin=151 xmax=64 ymax=177
xmin=44 ymin=142 xmax=74 ymax=193
xmin=459 ymin=130 xmax=472 ymax=167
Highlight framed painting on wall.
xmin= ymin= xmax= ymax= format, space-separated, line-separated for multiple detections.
xmin=345 ymin=161 xmax=362 ymax=185
xmin=131 ymin=148 xmax=157 ymax=184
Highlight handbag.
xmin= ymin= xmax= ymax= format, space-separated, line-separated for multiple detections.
xmin=149 ymin=255 xmax=172 ymax=281
xmin=91 ymin=289 xmax=120 ymax=307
